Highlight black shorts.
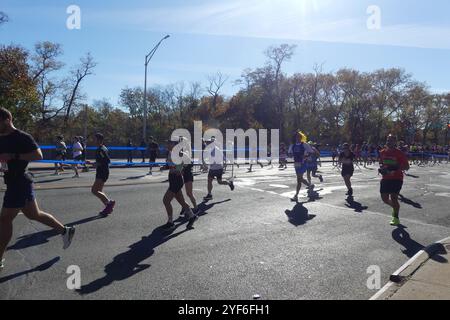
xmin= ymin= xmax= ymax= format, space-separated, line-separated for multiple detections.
xmin=208 ymin=169 xmax=223 ymax=180
xmin=149 ymin=152 xmax=157 ymax=162
xmin=380 ymin=180 xmax=403 ymax=195
xmin=183 ymin=165 xmax=194 ymax=183
xmin=3 ymin=178 xmax=35 ymax=209
xmin=55 ymin=151 xmax=66 ymax=160
xmin=168 ymin=173 xmax=184 ymax=193
xmin=74 ymin=155 xmax=83 ymax=162
xmin=96 ymin=167 xmax=110 ymax=182
xmin=341 ymin=165 xmax=354 ymax=177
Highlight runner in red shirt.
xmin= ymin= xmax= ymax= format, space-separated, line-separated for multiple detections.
xmin=379 ymin=135 xmax=410 ymax=226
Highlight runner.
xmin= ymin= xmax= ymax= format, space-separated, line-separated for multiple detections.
xmin=289 ymin=131 xmax=314 ymax=202
xmin=0 ymin=107 xmax=75 ymax=271
xmin=148 ymin=137 xmax=159 ymax=175
xmin=71 ymin=136 xmax=83 ymax=178
xmin=140 ymin=139 xmax=147 ymax=163
xmin=87 ymin=133 xmax=115 ymax=217
xmin=279 ymin=142 xmax=288 ymax=169
xmin=306 ymin=142 xmax=324 ymax=185
xmin=179 ymin=137 xmax=198 ymax=216
xmin=362 ymin=142 xmax=369 ymax=167
xmin=127 ymin=139 xmax=133 ymax=166
xmin=203 ymin=139 xmax=235 ymax=201
xmin=79 ymin=136 xmax=89 ymax=172
xmin=338 ymin=143 xmax=355 ymax=196
xmin=53 ymin=135 xmax=67 ymax=175
xmin=162 ymin=140 xmax=197 ymax=230
xmin=331 ymin=146 xmax=338 ymax=166
xmin=379 ymin=134 xmax=410 ymax=226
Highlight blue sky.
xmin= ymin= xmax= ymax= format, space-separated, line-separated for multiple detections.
xmin=1 ymin=0 xmax=450 ymax=107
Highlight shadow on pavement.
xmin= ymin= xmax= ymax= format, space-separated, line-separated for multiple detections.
xmin=35 ymin=178 xmax=66 ymax=184
xmin=307 ymin=189 xmax=323 ymax=202
xmin=392 ymin=226 xmax=447 ymax=262
xmin=399 ymin=194 xmax=423 ymax=209
xmin=285 ymin=203 xmax=316 ymax=227
xmin=7 ymin=215 xmax=106 ymax=251
xmin=196 ymin=199 xmax=232 ymax=218
xmin=77 ymin=225 xmax=188 ymax=295
xmin=0 ymin=257 xmax=60 ymax=284
xmin=120 ymin=175 xmax=149 ymax=181
xmin=405 ymin=173 xmax=420 ymax=179
xmin=345 ymin=196 xmax=369 ymax=213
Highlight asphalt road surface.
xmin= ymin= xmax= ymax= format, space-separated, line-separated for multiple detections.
xmin=1 ymin=162 xmax=449 ymax=300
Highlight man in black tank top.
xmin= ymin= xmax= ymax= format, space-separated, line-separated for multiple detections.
xmin=0 ymin=107 xmax=75 ymax=271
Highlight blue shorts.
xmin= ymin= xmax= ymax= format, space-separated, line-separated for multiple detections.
xmin=3 ymin=180 xmax=35 ymax=209
xmin=306 ymin=162 xmax=318 ymax=171
xmin=294 ymin=163 xmax=308 ymax=175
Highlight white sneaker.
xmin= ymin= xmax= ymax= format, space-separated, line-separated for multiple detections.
xmin=0 ymin=258 xmax=4 ymax=271
xmin=185 ymin=208 xmax=195 ymax=219
xmin=62 ymin=227 xmax=75 ymax=249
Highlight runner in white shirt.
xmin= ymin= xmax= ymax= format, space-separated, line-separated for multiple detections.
xmin=72 ymin=137 xmax=83 ymax=178
xmin=203 ymin=139 xmax=235 ymax=201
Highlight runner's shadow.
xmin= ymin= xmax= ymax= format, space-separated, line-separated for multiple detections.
xmin=345 ymin=196 xmax=368 ymax=213
xmin=120 ymin=175 xmax=148 ymax=181
xmin=285 ymin=203 xmax=316 ymax=227
xmin=398 ymin=194 xmax=423 ymax=209
xmin=7 ymin=215 xmax=106 ymax=251
xmin=307 ymin=189 xmax=323 ymax=202
xmin=392 ymin=226 xmax=447 ymax=262
xmin=35 ymin=178 xmax=65 ymax=184
xmin=195 ymin=199 xmax=232 ymax=218
xmin=0 ymin=257 xmax=60 ymax=284
xmin=77 ymin=225 xmax=188 ymax=295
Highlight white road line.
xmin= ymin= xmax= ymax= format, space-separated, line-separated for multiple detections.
xmin=238 ymin=185 xmax=450 ymax=231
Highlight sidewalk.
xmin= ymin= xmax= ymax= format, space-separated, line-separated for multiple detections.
xmin=371 ymin=237 xmax=450 ymax=300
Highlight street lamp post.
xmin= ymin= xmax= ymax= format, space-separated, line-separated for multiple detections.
xmin=143 ymin=35 xmax=170 ymax=141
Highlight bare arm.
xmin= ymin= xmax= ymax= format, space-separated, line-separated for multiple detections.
xmin=19 ymin=148 xmax=44 ymax=161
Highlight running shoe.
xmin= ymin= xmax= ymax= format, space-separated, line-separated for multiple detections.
xmin=62 ymin=226 xmax=75 ymax=249
xmin=291 ymin=195 xmax=299 ymax=202
xmin=308 ymin=184 xmax=315 ymax=190
xmin=229 ymin=181 xmax=235 ymax=191
xmin=390 ymin=217 xmax=400 ymax=226
xmin=204 ymin=194 xmax=213 ymax=201
xmin=319 ymin=175 xmax=324 ymax=183
xmin=186 ymin=209 xmax=198 ymax=230
xmin=0 ymin=259 xmax=4 ymax=272
xmin=106 ymin=200 xmax=116 ymax=214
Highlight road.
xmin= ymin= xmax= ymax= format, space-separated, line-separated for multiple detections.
xmin=1 ymin=162 xmax=449 ymax=300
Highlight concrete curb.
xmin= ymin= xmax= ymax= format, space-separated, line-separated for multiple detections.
xmin=370 ymin=236 xmax=450 ymax=300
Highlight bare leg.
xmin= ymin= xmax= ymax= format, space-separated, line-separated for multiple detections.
xmin=0 ymin=208 xmax=20 ymax=261
xmin=390 ymin=194 xmax=400 ymax=218
xmin=163 ymin=190 xmax=175 ymax=223
xmin=184 ymin=182 xmax=197 ymax=209
xmin=22 ymin=200 xmax=65 ymax=233
xmin=91 ymin=179 xmax=110 ymax=206
xmin=207 ymin=177 xmax=213 ymax=195
xmin=343 ymin=176 xmax=352 ymax=191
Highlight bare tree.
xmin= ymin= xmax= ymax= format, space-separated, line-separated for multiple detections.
xmin=31 ymin=42 xmax=66 ymax=122
xmin=63 ymin=53 xmax=97 ymax=125
xmin=264 ymin=44 xmax=296 ymax=141
xmin=207 ymin=71 xmax=228 ymax=110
